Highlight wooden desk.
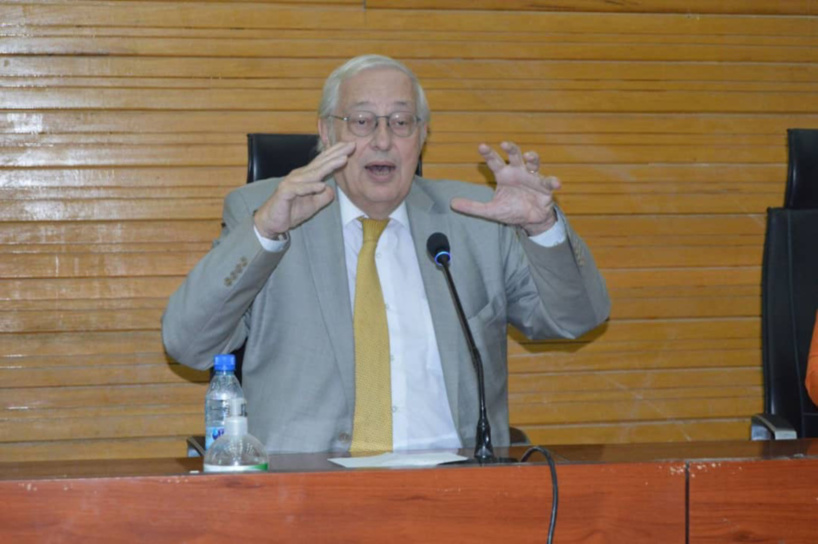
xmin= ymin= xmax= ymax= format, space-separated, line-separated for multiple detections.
xmin=688 ymin=456 xmax=818 ymax=543
xmin=1 ymin=441 xmax=816 ymax=543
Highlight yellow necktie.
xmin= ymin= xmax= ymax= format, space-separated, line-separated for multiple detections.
xmin=350 ymin=218 xmax=392 ymax=453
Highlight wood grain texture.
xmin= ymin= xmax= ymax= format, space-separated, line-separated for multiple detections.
xmin=367 ymin=0 xmax=818 ymax=16
xmin=689 ymin=458 xmax=818 ymax=543
xmin=0 ymin=460 xmax=687 ymax=543
xmin=3 ymin=440 xmax=814 ymax=541
xmin=1 ymin=0 xmax=815 ymax=461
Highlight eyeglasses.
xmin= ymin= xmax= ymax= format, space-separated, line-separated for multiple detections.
xmin=329 ymin=111 xmax=422 ymax=138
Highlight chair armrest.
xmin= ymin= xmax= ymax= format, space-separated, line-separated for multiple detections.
xmin=186 ymin=435 xmax=206 ymax=457
xmin=751 ymin=413 xmax=797 ymax=440
xmin=509 ymin=426 xmax=531 ymax=446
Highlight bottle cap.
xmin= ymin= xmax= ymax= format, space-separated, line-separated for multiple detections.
xmin=213 ymin=353 xmax=236 ymax=372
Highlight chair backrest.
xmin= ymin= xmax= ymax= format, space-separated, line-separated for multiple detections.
xmin=784 ymin=129 xmax=818 ymax=209
xmin=246 ymin=133 xmax=422 ymax=184
xmin=247 ymin=134 xmax=321 ymax=183
xmin=761 ymin=208 xmax=818 ymax=437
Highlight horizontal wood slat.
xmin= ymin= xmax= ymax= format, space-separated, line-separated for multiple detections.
xmin=572 ymin=216 xmax=766 ymax=236
xmin=0 ymin=144 xmax=791 ymax=169
xmin=0 ymin=3 xmax=366 ymax=30
xmin=2 ymin=3 xmax=817 ymax=35
xmin=536 ymin=318 xmax=760 ymax=344
xmin=0 ymin=253 xmax=205 ymax=278
xmin=4 ymin=363 xmax=207 ymax=389
xmin=2 ymin=88 xmax=815 ymax=113
xmin=3 ymin=111 xmax=815 ymax=140
xmin=510 ymin=397 xmax=762 ymax=425
xmin=0 ymin=437 xmax=190 ymax=462
xmin=0 ymin=308 xmax=165 ymax=334
xmin=0 ymin=411 xmax=201 ymax=442
xmin=0 ymin=132 xmax=795 ymax=147
xmin=0 ymin=220 xmax=220 ymax=244
xmin=4 ymin=22 xmax=818 ymax=47
xmin=4 ymin=37 xmax=818 ymax=63
xmin=0 ymin=331 xmax=165 ymax=357
xmin=524 ymin=419 xmax=751 ymax=445
xmin=511 ymin=385 xmax=761 ymax=404
xmin=0 ymin=200 xmax=222 ymax=221
xmin=4 ymin=77 xmax=818 ymax=95
xmin=0 ymin=0 xmax=798 ymax=461
xmin=508 ymin=344 xmax=761 ymax=372
xmin=2 ymin=352 xmax=183 ymax=371
xmin=5 ymin=58 xmax=818 ymax=83
xmin=367 ymin=0 xmax=818 ymax=16
xmin=510 ymin=368 xmax=761 ymax=393
xmin=0 ymin=278 xmax=183 ymax=300
xmin=0 ymin=185 xmax=783 ymax=202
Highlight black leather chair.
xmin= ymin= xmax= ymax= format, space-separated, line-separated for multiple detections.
xmin=752 ymin=209 xmax=818 ymax=439
xmin=784 ymin=129 xmax=818 ymax=209
xmin=246 ymin=133 xmax=321 ymax=183
xmin=751 ymin=128 xmax=818 ymax=440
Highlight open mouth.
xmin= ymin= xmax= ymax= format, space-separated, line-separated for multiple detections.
xmin=365 ymin=162 xmax=396 ymax=178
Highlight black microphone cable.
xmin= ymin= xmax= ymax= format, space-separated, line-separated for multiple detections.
xmin=521 ymin=446 xmax=559 ymax=544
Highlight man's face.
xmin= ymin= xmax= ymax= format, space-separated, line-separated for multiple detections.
xmin=319 ymin=68 xmax=425 ymax=219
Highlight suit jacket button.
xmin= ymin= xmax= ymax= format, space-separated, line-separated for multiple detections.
xmin=338 ymin=433 xmax=351 ymax=443
xmin=224 ymin=278 xmax=233 ymax=286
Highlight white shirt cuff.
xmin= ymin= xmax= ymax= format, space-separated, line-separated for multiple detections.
xmin=254 ymin=225 xmax=289 ymax=252
xmin=528 ymin=213 xmax=566 ymax=248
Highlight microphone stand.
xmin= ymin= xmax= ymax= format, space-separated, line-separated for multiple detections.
xmin=436 ymin=257 xmax=497 ymax=463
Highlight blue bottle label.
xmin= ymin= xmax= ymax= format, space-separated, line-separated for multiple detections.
xmin=205 ymin=425 xmax=224 ymax=450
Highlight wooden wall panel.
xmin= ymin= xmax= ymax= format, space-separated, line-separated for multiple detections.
xmin=1 ymin=0 xmax=814 ymax=461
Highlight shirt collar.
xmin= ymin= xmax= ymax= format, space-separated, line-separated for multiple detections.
xmin=337 ymin=184 xmax=410 ymax=229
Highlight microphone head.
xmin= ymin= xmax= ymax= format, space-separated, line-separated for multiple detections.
xmin=427 ymin=232 xmax=451 ymax=266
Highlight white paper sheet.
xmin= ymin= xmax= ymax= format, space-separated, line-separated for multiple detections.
xmin=329 ymin=452 xmax=467 ymax=468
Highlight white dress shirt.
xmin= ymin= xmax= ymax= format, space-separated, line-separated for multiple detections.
xmin=254 ymin=186 xmax=566 ymax=450
xmin=337 ymin=191 xmax=462 ymax=450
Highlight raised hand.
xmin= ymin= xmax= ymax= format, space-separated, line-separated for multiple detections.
xmin=450 ymin=141 xmax=561 ymax=236
xmin=253 ymin=141 xmax=356 ymax=238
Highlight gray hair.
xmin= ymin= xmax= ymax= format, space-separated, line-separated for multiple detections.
xmin=317 ymin=54 xmax=429 ymax=150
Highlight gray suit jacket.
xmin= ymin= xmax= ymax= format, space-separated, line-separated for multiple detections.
xmin=162 ymin=176 xmax=610 ymax=453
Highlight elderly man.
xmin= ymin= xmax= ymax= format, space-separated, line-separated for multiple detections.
xmin=162 ymin=54 xmax=610 ymax=454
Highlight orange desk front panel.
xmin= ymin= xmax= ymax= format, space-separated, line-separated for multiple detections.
xmin=2 ymin=440 xmax=817 ymax=543
xmin=0 ymin=450 xmax=684 ymax=543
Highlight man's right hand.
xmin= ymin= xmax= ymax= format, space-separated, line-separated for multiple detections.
xmin=253 ymin=141 xmax=356 ymax=238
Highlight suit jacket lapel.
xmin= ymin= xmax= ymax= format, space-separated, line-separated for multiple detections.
xmin=301 ymin=180 xmax=355 ymax=413
xmin=406 ymin=180 xmax=464 ymax=435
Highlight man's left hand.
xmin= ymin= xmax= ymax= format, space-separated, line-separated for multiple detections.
xmin=451 ymin=141 xmax=561 ymax=236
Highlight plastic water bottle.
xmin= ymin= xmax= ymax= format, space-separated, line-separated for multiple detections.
xmin=203 ymin=398 xmax=268 ymax=473
xmin=204 ymin=353 xmax=244 ymax=450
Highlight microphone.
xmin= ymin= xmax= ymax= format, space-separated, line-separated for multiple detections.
xmin=427 ymin=233 xmax=508 ymax=463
